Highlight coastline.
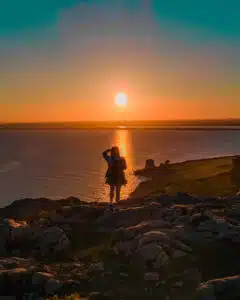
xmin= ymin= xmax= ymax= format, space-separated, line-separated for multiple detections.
xmin=0 ymin=155 xmax=239 ymax=298
xmin=132 ymin=155 xmax=238 ymax=198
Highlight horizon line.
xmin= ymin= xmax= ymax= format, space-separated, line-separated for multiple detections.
xmin=1 ymin=118 xmax=240 ymax=125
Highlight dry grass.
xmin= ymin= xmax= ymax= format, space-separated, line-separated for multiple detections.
xmin=132 ymin=156 xmax=237 ymax=198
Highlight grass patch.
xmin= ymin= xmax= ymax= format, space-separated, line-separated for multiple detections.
xmin=133 ymin=156 xmax=238 ymax=198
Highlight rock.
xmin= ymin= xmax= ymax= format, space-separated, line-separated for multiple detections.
xmin=0 ymin=198 xmax=56 ymax=221
xmin=9 ymin=219 xmax=29 ymax=241
xmin=182 ymin=268 xmax=202 ymax=286
xmin=153 ymin=250 xmax=169 ymax=268
xmin=121 ymin=220 xmax=171 ymax=240
xmin=197 ymin=218 xmax=228 ymax=232
xmin=39 ymin=227 xmax=70 ymax=255
xmin=90 ymin=262 xmax=104 ymax=272
xmin=114 ymin=240 xmax=138 ymax=256
xmin=0 ymin=197 xmax=83 ymax=222
xmin=174 ymin=281 xmax=183 ymax=287
xmin=138 ymin=243 xmax=163 ymax=261
xmin=0 ymin=219 xmax=19 ymax=254
xmin=162 ymin=205 xmax=187 ymax=222
xmin=89 ymin=292 xmax=101 ymax=300
xmin=0 ymin=257 xmax=35 ymax=270
xmin=0 ymin=219 xmax=35 ymax=255
xmin=172 ymin=240 xmax=192 ymax=253
xmin=32 ymin=272 xmax=54 ymax=286
xmin=198 ymin=275 xmax=240 ymax=299
xmin=188 ymin=213 xmax=211 ymax=228
xmin=120 ymin=273 xmax=129 ymax=278
xmin=171 ymin=249 xmax=188 ymax=259
xmin=6 ymin=268 xmax=30 ymax=288
xmin=144 ymin=272 xmax=160 ymax=281
xmin=175 ymin=193 xmax=195 ymax=205
xmin=138 ymin=231 xmax=168 ymax=247
xmin=44 ymin=278 xmax=62 ymax=295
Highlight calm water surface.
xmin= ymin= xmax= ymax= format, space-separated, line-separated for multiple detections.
xmin=0 ymin=129 xmax=240 ymax=206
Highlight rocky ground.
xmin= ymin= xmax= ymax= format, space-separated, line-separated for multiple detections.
xmin=0 ymin=194 xmax=239 ymax=299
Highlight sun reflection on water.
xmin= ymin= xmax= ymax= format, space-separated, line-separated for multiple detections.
xmin=99 ymin=129 xmax=139 ymax=202
xmin=113 ymin=129 xmax=139 ymax=199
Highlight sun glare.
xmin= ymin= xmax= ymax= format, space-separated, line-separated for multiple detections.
xmin=115 ymin=92 xmax=128 ymax=107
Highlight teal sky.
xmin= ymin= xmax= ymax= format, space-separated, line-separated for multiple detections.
xmin=0 ymin=0 xmax=239 ymax=121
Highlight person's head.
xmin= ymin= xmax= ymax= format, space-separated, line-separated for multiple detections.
xmin=111 ymin=146 xmax=120 ymax=158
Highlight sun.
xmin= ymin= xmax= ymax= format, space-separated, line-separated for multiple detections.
xmin=115 ymin=92 xmax=128 ymax=107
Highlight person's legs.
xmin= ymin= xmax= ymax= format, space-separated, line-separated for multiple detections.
xmin=116 ymin=185 xmax=122 ymax=203
xmin=110 ymin=185 xmax=115 ymax=203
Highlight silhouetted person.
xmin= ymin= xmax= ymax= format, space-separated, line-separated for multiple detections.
xmin=102 ymin=146 xmax=127 ymax=203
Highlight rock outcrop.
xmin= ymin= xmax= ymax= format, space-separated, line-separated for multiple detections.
xmin=0 ymin=195 xmax=238 ymax=299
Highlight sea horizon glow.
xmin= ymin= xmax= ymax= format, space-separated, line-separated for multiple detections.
xmin=0 ymin=1 xmax=239 ymax=122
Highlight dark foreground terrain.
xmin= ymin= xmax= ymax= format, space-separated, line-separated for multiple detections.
xmin=0 ymin=193 xmax=239 ymax=299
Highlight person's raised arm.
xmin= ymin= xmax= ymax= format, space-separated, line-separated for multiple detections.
xmin=102 ymin=149 xmax=111 ymax=162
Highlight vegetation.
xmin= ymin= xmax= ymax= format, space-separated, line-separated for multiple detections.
xmin=133 ymin=156 xmax=238 ymax=198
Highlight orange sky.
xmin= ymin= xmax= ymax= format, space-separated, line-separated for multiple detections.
xmin=0 ymin=1 xmax=239 ymax=122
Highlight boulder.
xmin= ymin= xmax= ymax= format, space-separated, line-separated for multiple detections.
xmin=138 ymin=243 xmax=163 ymax=261
xmin=32 ymin=272 xmax=54 ymax=286
xmin=44 ymin=278 xmax=62 ymax=296
xmin=0 ymin=198 xmax=56 ymax=221
xmin=153 ymin=250 xmax=169 ymax=268
xmin=138 ymin=231 xmax=168 ymax=247
xmin=0 ymin=197 xmax=84 ymax=222
xmin=198 ymin=275 xmax=240 ymax=299
xmin=120 ymin=220 xmax=171 ymax=240
xmin=188 ymin=213 xmax=212 ymax=228
xmin=39 ymin=227 xmax=70 ymax=256
xmin=171 ymin=249 xmax=188 ymax=259
xmin=0 ymin=219 xmax=30 ymax=254
xmin=0 ymin=257 xmax=35 ymax=270
xmin=97 ymin=204 xmax=163 ymax=229
xmin=90 ymin=262 xmax=104 ymax=272
xmin=6 ymin=268 xmax=30 ymax=285
xmin=114 ymin=240 xmax=138 ymax=256
xmin=144 ymin=272 xmax=159 ymax=281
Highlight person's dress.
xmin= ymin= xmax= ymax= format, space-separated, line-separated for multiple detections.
xmin=104 ymin=156 xmax=127 ymax=186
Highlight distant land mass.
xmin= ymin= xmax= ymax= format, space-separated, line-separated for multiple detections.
xmin=1 ymin=119 xmax=240 ymax=130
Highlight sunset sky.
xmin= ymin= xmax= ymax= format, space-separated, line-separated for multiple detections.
xmin=0 ymin=0 xmax=240 ymax=122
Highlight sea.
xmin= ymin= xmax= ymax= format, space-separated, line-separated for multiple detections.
xmin=0 ymin=127 xmax=240 ymax=206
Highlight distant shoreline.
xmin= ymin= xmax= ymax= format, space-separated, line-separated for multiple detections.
xmin=1 ymin=127 xmax=240 ymax=131
xmin=1 ymin=126 xmax=240 ymax=131
xmin=1 ymin=120 xmax=240 ymax=130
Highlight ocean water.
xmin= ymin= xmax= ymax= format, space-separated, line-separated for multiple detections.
xmin=0 ymin=129 xmax=240 ymax=206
